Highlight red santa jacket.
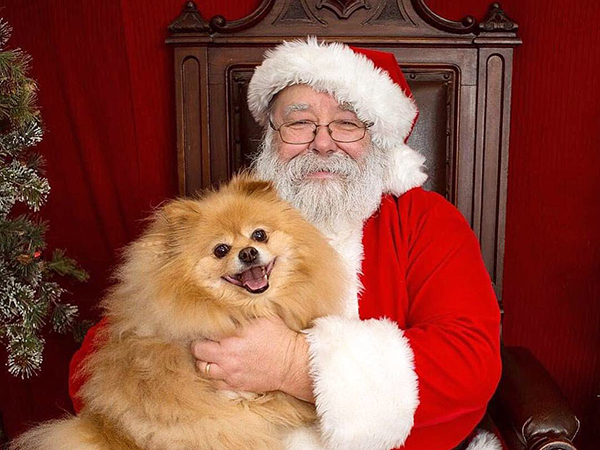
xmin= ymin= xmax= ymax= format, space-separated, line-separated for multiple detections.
xmin=302 ymin=188 xmax=501 ymax=450
xmin=69 ymin=188 xmax=501 ymax=450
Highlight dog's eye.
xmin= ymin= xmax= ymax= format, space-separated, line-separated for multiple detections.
xmin=213 ymin=244 xmax=231 ymax=258
xmin=251 ymin=229 xmax=267 ymax=242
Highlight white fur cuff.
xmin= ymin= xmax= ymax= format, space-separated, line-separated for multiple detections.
xmin=465 ymin=430 xmax=502 ymax=450
xmin=305 ymin=317 xmax=419 ymax=450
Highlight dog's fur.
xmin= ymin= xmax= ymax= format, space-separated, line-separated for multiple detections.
xmin=12 ymin=175 xmax=348 ymax=450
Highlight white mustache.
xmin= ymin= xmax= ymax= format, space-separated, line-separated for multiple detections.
xmin=286 ymin=152 xmax=360 ymax=181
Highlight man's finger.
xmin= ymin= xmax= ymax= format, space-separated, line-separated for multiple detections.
xmin=191 ymin=339 xmax=221 ymax=361
xmin=212 ymin=380 xmax=234 ymax=392
xmin=196 ymin=360 xmax=225 ymax=381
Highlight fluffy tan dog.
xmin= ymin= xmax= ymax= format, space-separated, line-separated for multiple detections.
xmin=12 ymin=174 xmax=348 ymax=450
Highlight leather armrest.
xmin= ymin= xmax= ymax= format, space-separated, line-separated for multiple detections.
xmin=489 ymin=346 xmax=580 ymax=450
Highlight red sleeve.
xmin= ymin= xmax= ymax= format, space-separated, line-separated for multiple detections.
xmin=399 ymin=190 xmax=502 ymax=440
xmin=68 ymin=317 xmax=108 ymax=413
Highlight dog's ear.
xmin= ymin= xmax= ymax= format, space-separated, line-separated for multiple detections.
xmin=227 ymin=171 xmax=276 ymax=198
xmin=134 ymin=199 xmax=202 ymax=255
xmin=156 ymin=198 xmax=202 ymax=230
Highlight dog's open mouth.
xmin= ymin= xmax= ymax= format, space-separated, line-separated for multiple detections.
xmin=222 ymin=259 xmax=275 ymax=294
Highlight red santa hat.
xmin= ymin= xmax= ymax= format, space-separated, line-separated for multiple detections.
xmin=247 ymin=37 xmax=427 ymax=196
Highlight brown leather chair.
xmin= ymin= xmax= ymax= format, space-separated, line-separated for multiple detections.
xmin=488 ymin=346 xmax=580 ymax=450
xmin=166 ymin=1 xmax=581 ymax=448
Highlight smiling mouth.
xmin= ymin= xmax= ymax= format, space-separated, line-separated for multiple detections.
xmin=222 ymin=259 xmax=275 ymax=294
xmin=306 ymin=171 xmax=338 ymax=179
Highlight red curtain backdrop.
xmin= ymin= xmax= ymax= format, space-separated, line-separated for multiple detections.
xmin=1 ymin=1 xmax=598 ymax=448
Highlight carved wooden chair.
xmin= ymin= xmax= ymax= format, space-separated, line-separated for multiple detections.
xmin=165 ymin=1 xmax=580 ymax=449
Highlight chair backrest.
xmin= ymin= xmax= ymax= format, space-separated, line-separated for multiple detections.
xmin=165 ymin=0 xmax=521 ymax=303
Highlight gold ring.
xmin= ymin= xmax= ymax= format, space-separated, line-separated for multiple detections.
xmin=204 ymin=362 xmax=212 ymax=377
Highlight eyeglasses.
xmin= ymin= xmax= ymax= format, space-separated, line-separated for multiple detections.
xmin=269 ymin=119 xmax=373 ymax=145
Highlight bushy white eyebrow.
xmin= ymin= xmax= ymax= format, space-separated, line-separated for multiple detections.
xmin=284 ymin=103 xmax=309 ymax=117
xmin=281 ymin=101 xmax=358 ymax=120
xmin=339 ymin=102 xmax=357 ymax=113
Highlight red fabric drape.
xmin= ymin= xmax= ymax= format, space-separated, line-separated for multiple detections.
xmin=1 ymin=1 xmax=598 ymax=448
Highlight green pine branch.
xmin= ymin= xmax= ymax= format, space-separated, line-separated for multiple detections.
xmin=0 ymin=215 xmax=47 ymax=260
xmin=0 ymin=18 xmax=12 ymax=49
xmin=47 ymin=249 xmax=89 ymax=282
xmin=0 ymin=120 xmax=43 ymax=157
xmin=0 ymin=17 xmax=89 ymax=379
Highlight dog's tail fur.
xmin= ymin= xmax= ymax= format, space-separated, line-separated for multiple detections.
xmin=10 ymin=416 xmax=110 ymax=450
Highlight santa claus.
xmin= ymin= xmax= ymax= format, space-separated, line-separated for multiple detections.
xmin=70 ymin=38 xmax=502 ymax=450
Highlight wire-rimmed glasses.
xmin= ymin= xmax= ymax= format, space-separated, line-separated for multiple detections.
xmin=269 ymin=119 xmax=373 ymax=144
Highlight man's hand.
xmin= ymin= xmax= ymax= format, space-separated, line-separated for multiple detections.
xmin=191 ymin=316 xmax=315 ymax=402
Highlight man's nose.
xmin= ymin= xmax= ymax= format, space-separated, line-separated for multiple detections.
xmin=309 ymin=125 xmax=337 ymax=155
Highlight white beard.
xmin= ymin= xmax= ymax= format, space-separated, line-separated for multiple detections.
xmin=252 ymin=131 xmax=386 ymax=232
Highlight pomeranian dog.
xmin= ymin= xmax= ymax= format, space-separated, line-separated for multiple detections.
xmin=12 ymin=174 xmax=348 ymax=450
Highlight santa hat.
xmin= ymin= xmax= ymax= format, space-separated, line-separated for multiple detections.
xmin=247 ymin=37 xmax=428 ymax=196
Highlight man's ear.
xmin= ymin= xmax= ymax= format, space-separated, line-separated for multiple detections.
xmin=226 ymin=171 xmax=276 ymax=198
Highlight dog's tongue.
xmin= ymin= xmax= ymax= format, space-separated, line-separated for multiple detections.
xmin=240 ymin=266 xmax=268 ymax=291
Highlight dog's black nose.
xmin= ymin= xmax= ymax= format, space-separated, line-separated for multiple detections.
xmin=239 ymin=247 xmax=259 ymax=264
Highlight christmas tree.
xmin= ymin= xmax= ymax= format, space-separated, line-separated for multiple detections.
xmin=0 ymin=18 xmax=88 ymax=379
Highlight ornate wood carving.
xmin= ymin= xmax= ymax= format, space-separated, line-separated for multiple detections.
xmin=168 ymin=1 xmax=209 ymax=33
xmin=363 ymin=0 xmax=414 ymax=26
xmin=208 ymin=1 xmax=276 ymax=33
xmin=173 ymin=47 xmax=211 ymax=195
xmin=479 ymin=2 xmax=518 ymax=33
xmin=228 ymin=69 xmax=263 ymax=173
xmin=168 ymin=1 xmax=522 ymax=39
xmin=472 ymin=47 xmax=514 ymax=297
xmin=272 ymin=0 xmax=326 ymax=26
xmin=169 ymin=0 xmax=276 ymax=34
xmin=411 ymin=0 xmax=476 ymax=34
xmin=316 ymin=0 xmax=371 ymax=19
xmin=230 ymin=72 xmax=246 ymax=173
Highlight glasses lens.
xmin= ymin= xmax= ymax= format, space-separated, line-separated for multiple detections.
xmin=280 ymin=121 xmax=316 ymax=144
xmin=329 ymin=120 xmax=364 ymax=143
